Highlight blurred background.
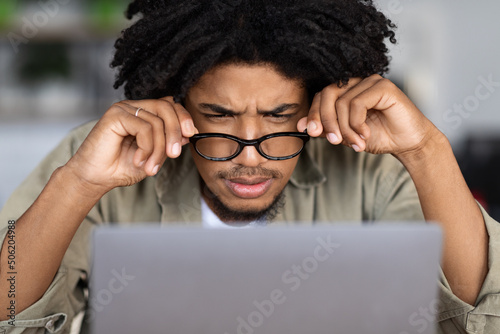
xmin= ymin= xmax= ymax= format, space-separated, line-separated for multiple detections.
xmin=1 ymin=0 xmax=499 ymax=219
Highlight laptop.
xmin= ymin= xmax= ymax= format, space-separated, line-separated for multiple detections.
xmin=89 ymin=224 xmax=442 ymax=334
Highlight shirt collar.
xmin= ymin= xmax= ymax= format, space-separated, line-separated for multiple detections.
xmin=289 ymin=140 xmax=327 ymax=189
xmin=155 ymin=148 xmax=203 ymax=224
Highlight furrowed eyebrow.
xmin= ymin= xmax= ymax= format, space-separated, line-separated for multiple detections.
xmin=258 ymin=103 xmax=300 ymax=115
xmin=198 ymin=103 xmax=300 ymax=115
xmin=199 ymin=103 xmax=239 ymax=115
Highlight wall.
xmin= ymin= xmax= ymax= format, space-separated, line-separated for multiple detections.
xmin=375 ymin=0 xmax=500 ymax=151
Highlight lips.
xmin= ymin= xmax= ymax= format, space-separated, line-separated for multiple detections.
xmin=224 ymin=178 xmax=273 ymax=199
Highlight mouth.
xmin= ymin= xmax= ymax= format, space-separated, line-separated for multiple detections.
xmin=224 ymin=177 xmax=273 ymax=199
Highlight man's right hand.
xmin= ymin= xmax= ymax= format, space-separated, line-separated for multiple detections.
xmin=64 ymin=97 xmax=198 ymax=195
xmin=1 ymin=98 xmax=198 ymax=318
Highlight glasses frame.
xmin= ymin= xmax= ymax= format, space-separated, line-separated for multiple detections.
xmin=189 ymin=131 xmax=310 ymax=161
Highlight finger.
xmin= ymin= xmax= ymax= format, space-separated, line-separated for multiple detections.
xmin=126 ymin=105 xmax=167 ymax=175
xmin=343 ymin=75 xmax=383 ymax=139
xmin=123 ymin=97 xmax=198 ymax=138
xmin=170 ymin=100 xmax=199 ymax=138
xmin=297 ymin=116 xmax=308 ymax=133
xmin=336 ymin=76 xmax=383 ymax=151
xmin=111 ymin=105 xmax=156 ymax=168
xmin=306 ymin=78 xmax=364 ymax=142
xmin=305 ymin=92 xmax=323 ymax=137
xmin=124 ymin=99 xmax=191 ymax=159
xmin=154 ymin=102 xmax=185 ymax=158
xmin=318 ymin=85 xmax=342 ymax=145
xmin=159 ymin=96 xmax=199 ymax=137
xmin=336 ymin=97 xmax=366 ymax=152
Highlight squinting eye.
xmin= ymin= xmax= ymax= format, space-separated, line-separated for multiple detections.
xmin=204 ymin=114 xmax=230 ymax=119
xmin=268 ymin=114 xmax=294 ymax=119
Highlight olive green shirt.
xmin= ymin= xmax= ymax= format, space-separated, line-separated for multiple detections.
xmin=1 ymin=121 xmax=499 ymax=333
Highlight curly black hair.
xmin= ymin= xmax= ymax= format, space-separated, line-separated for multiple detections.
xmin=111 ymin=0 xmax=396 ymax=103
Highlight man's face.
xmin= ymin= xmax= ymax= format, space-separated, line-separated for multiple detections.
xmin=184 ymin=63 xmax=309 ymax=222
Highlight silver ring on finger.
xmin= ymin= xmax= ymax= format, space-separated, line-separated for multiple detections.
xmin=135 ymin=107 xmax=143 ymax=117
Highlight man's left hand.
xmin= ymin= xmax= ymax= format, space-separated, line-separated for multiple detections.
xmin=297 ymin=74 xmax=438 ymax=156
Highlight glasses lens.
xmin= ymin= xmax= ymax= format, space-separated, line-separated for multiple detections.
xmin=260 ymin=136 xmax=305 ymax=158
xmin=195 ymin=137 xmax=239 ymax=159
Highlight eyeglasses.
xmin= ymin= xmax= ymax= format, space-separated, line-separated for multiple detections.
xmin=189 ymin=131 xmax=310 ymax=161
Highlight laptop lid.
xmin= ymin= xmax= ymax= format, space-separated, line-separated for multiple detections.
xmin=89 ymin=224 xmax=442 ymax=334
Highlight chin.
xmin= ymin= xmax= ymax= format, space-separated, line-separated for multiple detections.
xmin=207 ymin=190 xmax=286 ymax=223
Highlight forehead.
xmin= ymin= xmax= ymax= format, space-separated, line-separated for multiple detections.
xmin=187 ymin=63 xmax=306 ymax=109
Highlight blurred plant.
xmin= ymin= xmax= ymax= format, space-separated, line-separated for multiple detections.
xmin=16 ymin=43 xmax=71 ymax=85
xmin=0 ymin=1 xmax=17 ymax=28
xmin=88 ymin=0 xmax=128 ymax=30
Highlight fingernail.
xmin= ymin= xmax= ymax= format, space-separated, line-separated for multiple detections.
xmin=152 ymin=164 xmax=160 ymax=175
xmin=360 ymin=134 xmax=366 ymax=140
xmin=184 ymin=121 xmax=194 ymax=135
xmin=172 ymin=142 xmax=181 ymax=156
xmin=138 ymin=160 xmax=146 ymax=167
xmin=307 ymin=121 xmax=318 ymax=132
xmin=327 ymin=133 xmax=339 ymax=144
xmin=352 ymin=144 xmax=361 ymax=152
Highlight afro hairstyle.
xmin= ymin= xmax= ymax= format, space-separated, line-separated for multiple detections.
xmin=111 ymin=0 xmax=397 ymax=103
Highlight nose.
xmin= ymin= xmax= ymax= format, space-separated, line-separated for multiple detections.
xmin=230 ymin=123 xmax=267 ymax=166
xmin=231 ymin=143 xmax=268 ymax=167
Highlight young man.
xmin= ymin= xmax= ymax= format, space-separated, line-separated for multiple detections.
xmin=1 ymin=0 xmax=499 ymax=333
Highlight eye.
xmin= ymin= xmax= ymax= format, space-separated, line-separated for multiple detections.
xmin=203 ymin=114 xmax=231 ymax=119
xmin=266 ymin=114 xmax=294 ymax=121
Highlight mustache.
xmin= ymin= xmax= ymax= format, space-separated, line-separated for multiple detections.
xmin=216 ymin=166 xmax=283 ymax=179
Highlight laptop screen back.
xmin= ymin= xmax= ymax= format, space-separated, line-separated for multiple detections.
xmin=89 ymin=225 xmax=442 ymax=334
